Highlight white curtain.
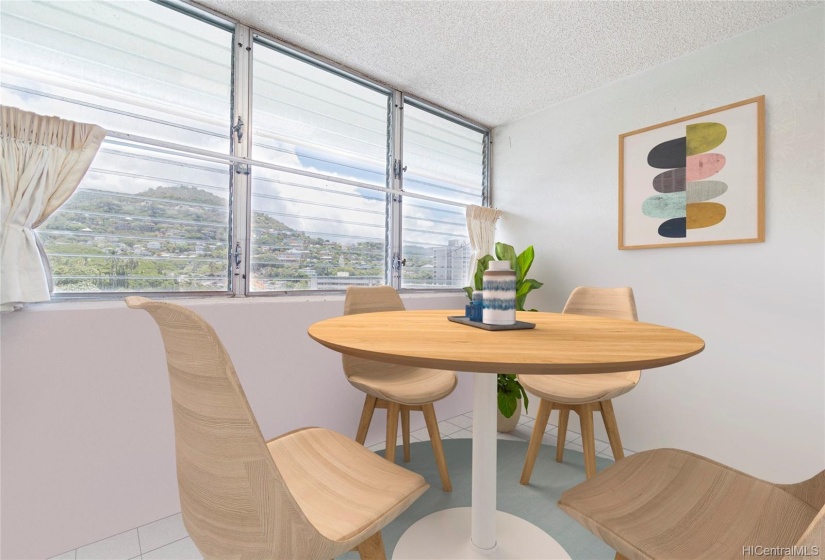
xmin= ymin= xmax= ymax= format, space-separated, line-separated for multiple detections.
xmin=1 ymin=106 xmax=106 ymax=311
xmin=465 ymin=204 xmax=502 ymax=284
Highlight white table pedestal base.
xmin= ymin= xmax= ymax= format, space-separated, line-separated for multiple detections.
xmin=392 ymin=507 xmax=571 ymax=559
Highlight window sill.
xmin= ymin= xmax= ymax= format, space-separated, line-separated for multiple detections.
xmin=18 ymin=290 xmax=466 ymax=313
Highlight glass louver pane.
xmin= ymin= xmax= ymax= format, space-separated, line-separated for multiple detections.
xmin=38 ymin=141 xmax=231 ymax=293
xmin=0 ymin=0 xmax=233 ymax=152
xmin=252 ymin=40 xmax=390 ymax=188
xmin=250 ymin=166 xmax=386 ymax=292
xmin=401 ymin=198 xmax=471 ymax=289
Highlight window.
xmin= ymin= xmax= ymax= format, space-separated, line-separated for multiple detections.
xmin=249 ymin=39 xmax=390 ymax=291
xmin=1 ymin=0 xmax=233 ymax=293
xmin=0 ymin=0 xmax=488 ymax=297
xmin=401 ymin=102 xmax=486 ymax=288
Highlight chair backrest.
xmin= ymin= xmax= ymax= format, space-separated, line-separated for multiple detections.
xmin=342 ymin=286 xmax=406 ymax=378
xmin=125 ymin=297 xmax=331 ymax=559
xmin=563 ymin=286 xmax=638 ymax=321
xmin=563 ymin=287 xmax=641 ymax=383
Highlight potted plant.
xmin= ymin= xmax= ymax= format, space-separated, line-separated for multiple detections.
xmin=465 ymin=242 xmax=544 ymax=431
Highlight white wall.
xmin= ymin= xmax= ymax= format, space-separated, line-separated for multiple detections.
xmin=493 ymin=6 xmax=824 ymax=483
xmin=0 ymin=293 xmax=472 ymax=560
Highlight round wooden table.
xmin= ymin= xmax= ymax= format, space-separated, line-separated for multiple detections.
xmin=308 ymin=310 xmax=704 ymax=559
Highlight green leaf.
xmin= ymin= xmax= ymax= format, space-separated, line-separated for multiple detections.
xmin=514 ymin=278 xmax=542 ymax=311
xmin=516 ymin=278 xmax=544 ymax=298
xmin=474 ymin=254 xmax=494 ymax=291
xmin=518 ymin=384 xmax=530 ymax=413
xmin=515 ymin=246 xmax=534 ymax=284
xmin=494 ymin=242 xmax=516 ymax=272
xmin=498 ymin=392 xmax=517 ymax=418
xmin=463 ymin=286 xmax=474 ymax=300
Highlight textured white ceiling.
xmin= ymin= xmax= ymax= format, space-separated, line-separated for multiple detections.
xmin=195 ymin=0 xmax=817 ymax=127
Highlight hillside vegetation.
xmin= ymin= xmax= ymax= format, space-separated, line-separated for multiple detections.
xmin=40 ymin=185 xmax=396 ymax=292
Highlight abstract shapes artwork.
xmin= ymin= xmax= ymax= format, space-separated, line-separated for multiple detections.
xmin=619 ymin=96 xmax=764 ymax=249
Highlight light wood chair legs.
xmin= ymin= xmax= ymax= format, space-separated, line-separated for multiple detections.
xmin=579 ymin=404 xmax=597 ymax=479
xmin=556 ymin=408 xmax=569 ymax=462
xmin=355 ymin=531 xmax=386 ymax=560
xmin=385 ymin=402 xmax=399 ymax=463
xmin=355 ymin=398 xmax=452 ymax=491
xmin=422 ymin=403 xmax=452 ymax=491
xmin=600 ymin=399 xmax=625 ymax=460
xmin=614 ymin=552 xmax=629 ymax=560
xmin=521 ymin=398 xmax=625 ymax=482
xmin=520 ymin=399 xmax=554 ymax=485
xmin=356 ymin=395 xmax=378 ymax=445
xmin=401 ymin=408 xmax=411 ymax=462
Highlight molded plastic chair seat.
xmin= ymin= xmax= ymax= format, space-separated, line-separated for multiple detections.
xmin=347 ymin=365 xmax=457 ymax=405
xmin=268 ymin=427 xmax=427 ymax=542
xmin=520 ymin=287 xmax=641 ymax=483
xmin=519 ymin=371 xmax=638 ymax=405
xmin=126 ymin=296 xmax=428 ymax=559
xmin=559 ymin=449 xmax=821 ymax=560
xmin=342 ymin=286 xmax=456 ymax=491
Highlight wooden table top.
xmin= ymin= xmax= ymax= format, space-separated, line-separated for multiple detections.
xmin=308 ymin=309 xmax=705 ymax=375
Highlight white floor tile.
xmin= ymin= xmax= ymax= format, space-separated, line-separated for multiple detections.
xmin=48 ymin=551 xmax=76 ymax=560
xmin=496 ymin=433 xmax=523 ymax=441
xmin=562 ymin=433 xmax=582 ymax=445
xmin=398 ymin=434 xmax=421 ymax=446
xmin=509 ymin=424 xmax=535 ymax=441
xmin=77 ymin=529 xmax=140 ymax=560
xmin=449 ymin=429 xmax=473 ymax=439
xmin=436 ymin=420 xmax=464 ymax=436
xmin=138 ymin=514 xmax=188 ymax=555
xmin=443 ymin=414 xmax=473 ymax=429
xmin=540 ymin=433 xmax=557 ymax=446
xmin=595 ymin=440 xmax=611 ymax=454
xmin=141 ymin=537 xmax=203 ymax=560
xmin=367 ymin=442 xmax=385 ymax=452
xmin=565 ymin=441 xmax=584 ymax=453
xmin=409 ymin=427 xmax=431 ymax=441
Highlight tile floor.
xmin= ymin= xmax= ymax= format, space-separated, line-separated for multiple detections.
xmin=49 ymin=410 xmax=635 ymax=560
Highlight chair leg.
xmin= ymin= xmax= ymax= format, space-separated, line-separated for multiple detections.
xmin=401 ymin=407 xmax=411 ymax=462
xmin=356 ymin=531 xmax=386 ymax=560
xmin=422 ymin=403 xmax=452 ymax=492
xmin=385 ymin=402 xmax=399 ymax=463
xmin=520 ymin=399 xmax=553 ymax=485
xmin=615 ymin=553 xmax=629 ymax=560
xmin=600 ymin=399 xmax=625 ymax=460
xmin=556 ymin=408 xmax=569 ymax=462
xmin=579 ymin=404 xmax=597 ymax=479
xmin=356 ymin=395 xmax=378 ymax=445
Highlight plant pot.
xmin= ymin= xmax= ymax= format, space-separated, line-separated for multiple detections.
xmin=497 ymin=399 xmax=521 ymax=433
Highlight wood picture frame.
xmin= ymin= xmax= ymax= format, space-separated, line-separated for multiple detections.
xmin=619 ymin=96 xmax=765 ymax=249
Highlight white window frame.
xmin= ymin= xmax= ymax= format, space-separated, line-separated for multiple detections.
xmin=22 ymin=0 xmax=491 ymax=300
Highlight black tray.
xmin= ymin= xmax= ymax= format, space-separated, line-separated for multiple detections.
xmin=447 ymin=315 xmax=536 ymax=331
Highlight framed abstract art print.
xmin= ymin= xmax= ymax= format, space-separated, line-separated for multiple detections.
xmin=619 ymin=96 xmax=765 ymax=249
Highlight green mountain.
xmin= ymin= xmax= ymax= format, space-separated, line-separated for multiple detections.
xmin=39 ymin=184 xmax=399 ymax=292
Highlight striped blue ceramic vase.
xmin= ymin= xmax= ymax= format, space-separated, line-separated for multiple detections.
xmin=482 ymin=260 xmax=516 ymax=325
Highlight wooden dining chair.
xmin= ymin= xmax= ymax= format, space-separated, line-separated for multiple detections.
xmin=343 ymin=286 xmax=456 ymax=491
xmin=126 ymin=296 xmax=428 ymax=560
xmin=559 ymin=448 xmax=825 ymax=560
xmin=520 ymin=287 xmax=640 ymax=483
